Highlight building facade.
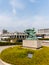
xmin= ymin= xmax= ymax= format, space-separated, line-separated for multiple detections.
xmin=0 ymin=31 xmax=28 ymax=42
xmin=37 ymin=28 xmax=49 ymax=38
xmin=38 ymin=29 xmax=49 ymax=34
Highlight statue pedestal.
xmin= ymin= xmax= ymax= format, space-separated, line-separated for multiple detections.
xmin=23 ymin=40 xmax=41 ymax=49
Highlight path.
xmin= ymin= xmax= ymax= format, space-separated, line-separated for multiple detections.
xmin=0 ymin=45 xmax=16 ymax=65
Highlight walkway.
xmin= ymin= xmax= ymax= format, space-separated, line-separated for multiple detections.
xmin=0 ymin=45 xmax=16 ymax=65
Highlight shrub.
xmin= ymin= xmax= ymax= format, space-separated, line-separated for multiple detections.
xmin=0 ymin=42 xmax=22 ymax=46
xmin=38 ymin=38 xmax=49 ymax=40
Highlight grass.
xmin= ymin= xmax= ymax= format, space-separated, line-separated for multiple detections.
xmin=0 ymin=46 xmax=49 ymax=65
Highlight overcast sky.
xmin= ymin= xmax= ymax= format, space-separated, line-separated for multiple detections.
xmin=0 ymin=0 xmax=49 ymax=32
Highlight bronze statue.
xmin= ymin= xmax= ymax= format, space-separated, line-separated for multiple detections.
xmin=24 ymin=28 xmax=37 ymax=40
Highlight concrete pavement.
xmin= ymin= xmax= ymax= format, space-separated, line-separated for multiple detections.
xmin=0 ymin=45 xmax=16 ymax=65
xmin=0 ymin=60 xmax=4 ymax=65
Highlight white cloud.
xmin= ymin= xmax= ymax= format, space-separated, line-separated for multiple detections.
xmin=31 ymin=16 xmax=49 ymax=29
xmin=10 ymin=0 xmax=25 ymax=15
xmin=0 ymin=13 xmax=26 ymax=28
xmin=9 ymin=0 xmax=39 ymax=16
xmin=0 ymin=14 xmax=12 ymax=27
xmin=0 ymin=13 xmax=49 ymax=31
xmin=17 ymin=15 xmax=49 ymax=30
xmin=12 ymin=8 xmax=16 ymax=16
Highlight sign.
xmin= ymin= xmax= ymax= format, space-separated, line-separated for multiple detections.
xmin=28 ymin=53 xmax=33 ymax=58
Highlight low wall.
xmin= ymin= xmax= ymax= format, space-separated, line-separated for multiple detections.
xmin=41 ymin=40 xmax=49 ymax=46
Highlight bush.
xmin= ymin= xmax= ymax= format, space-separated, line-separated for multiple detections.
xmin=1 ymin=46 xmax=49 ymax=65
xmin=0 ymin=42 xmax=22 ymax=46
xmin=38 ymin=38 xmax=49 ymax=40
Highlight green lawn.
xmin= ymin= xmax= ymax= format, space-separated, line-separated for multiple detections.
xmin=0 ymin=46 xmax=49 ymax=65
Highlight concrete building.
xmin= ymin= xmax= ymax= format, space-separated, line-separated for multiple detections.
xmin=1 ymin=28 xmax=49 ymax=42
xmin=37 ymin=28 xmax=49 ymax=38
xmin=38 ymin=28 xmax=49 ymax=34
xmin=0 ymin=31 xmax=28 ymax=42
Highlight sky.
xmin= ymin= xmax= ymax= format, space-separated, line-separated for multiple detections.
xmin=0 ymin=0 xmax=49 ymax=32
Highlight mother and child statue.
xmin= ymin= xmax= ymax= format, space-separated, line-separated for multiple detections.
xmin=24 ymin=28 xmax=37 ymax=40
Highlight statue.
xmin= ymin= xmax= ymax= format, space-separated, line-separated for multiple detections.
xmin=24 ymin=28 xmax=37 ymax=40
xmin=23 ymin=28 xmax=41 ymax=49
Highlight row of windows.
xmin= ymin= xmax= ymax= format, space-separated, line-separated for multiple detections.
xmin=38 ymin=29 xmax=49 ymax=33
xmin=10 ymin=35 xmax=28 ymax=39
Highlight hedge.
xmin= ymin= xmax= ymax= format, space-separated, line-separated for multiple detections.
xmin=38 ymin=38 xmax=49 ymax=40
xmin=0 ymin=42 xmax=22 ymax=46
